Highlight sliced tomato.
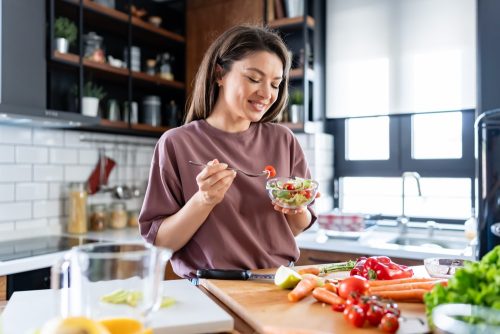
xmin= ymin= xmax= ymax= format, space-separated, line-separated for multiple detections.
xmin=284 ymin=183 xmax=295 ymax=190
xmin=263 ymin=165 xmax=277 ymax=178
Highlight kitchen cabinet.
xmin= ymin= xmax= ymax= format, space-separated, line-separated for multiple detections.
xmin=0 ymin=276 xmax=6 ymax=301
xmin=47 ymin=0 xmax=186 ymax=136
xmin=266 ymin=0 xmax=326 ymax=133
xmin=297 ymin=248 xmax=423 ymax=267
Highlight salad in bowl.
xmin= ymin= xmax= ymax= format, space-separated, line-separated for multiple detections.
xmin=266 ymin=177 xmax=319 ymax=209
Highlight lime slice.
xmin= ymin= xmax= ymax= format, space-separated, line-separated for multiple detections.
xmin=274 ymin=265 xmax=302 ymax=289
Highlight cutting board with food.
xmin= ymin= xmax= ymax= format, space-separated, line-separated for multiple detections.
xmin=2 ymin=279 xmax=233 ymax=334
xmin=200 ymin=258 xmax=436 ymax=334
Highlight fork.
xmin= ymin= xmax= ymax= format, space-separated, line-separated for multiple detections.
xmin=188 ymin=161 xmax=269 ymax=178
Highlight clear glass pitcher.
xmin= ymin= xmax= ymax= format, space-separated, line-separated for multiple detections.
xmin=51 ymin=242 xmax=172 ymax=324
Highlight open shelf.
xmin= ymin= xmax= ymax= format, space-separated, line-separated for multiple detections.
xmin=290 ymin=68 xmax=315 ymax=82
xmin=268 ymin=16 xmax=315 ymax=30
xmin=52 ymin=51 xmax=185 ymax=90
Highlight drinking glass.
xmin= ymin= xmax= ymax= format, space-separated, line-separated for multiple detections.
xmin=51 ymin=242 xmax=172 ymax=325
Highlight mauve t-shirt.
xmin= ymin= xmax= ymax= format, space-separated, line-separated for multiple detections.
xmin=138 ymin=120 xmax=316 ymax=277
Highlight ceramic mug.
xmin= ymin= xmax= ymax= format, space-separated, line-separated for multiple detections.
xmin=51 ymin=242 xmax=172 ymax=324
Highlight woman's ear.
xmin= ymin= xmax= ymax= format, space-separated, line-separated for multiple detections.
xmin=215 ymin=63 xmax=224 ymax=86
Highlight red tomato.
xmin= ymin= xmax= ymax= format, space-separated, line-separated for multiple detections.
xmin=344 ymin=305 xmax=365 ymax=328
xmin=331 ymin=302 xmax=346 ymax=312
xmin=379 ymin=313 xmax=400 ymax=333
xmin=284 ymin=183 xmax=295 ymax=190
xmin=337 ymin=276 xmax=369 ymax=299
xmin=263 ymin=165 xmax=276 ymax=178
xmin=366 ymin=304 xmax=384 ymax=326
xmin=301 ymin=190 xmax=312 ymax=199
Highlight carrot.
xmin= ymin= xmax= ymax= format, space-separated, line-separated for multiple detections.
xmin=288 ymin=278 xmax=317 ymax=302
xmin=324 ymin=282 xmax=337 ymax=294
xmin=370 ymin=289 xmax=428 ymax=302
xmin=369 ymin=280 xmax=447 ymax=293
xmin=312 ymin=287 xmax=345 ymax=305
xmin=368 ymin=277 xmax=443 ymax=287
xmin=298 ymin=267 xmax=321 ymax=276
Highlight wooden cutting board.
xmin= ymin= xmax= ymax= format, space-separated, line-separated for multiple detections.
xmin=1 ymin=279 xmax=233 ymax=334
xmin=201 ymin=267 xmax=431 ymax=334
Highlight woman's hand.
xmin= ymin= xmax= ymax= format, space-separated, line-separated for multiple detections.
xmin=272 ymin=203 xmax=306 ymax=215
xmin=196 ymin=159 xmax=237 ymax=206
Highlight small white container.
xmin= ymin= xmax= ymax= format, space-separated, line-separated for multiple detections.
xmin=81 ymin=97 xmax=99 ymax=117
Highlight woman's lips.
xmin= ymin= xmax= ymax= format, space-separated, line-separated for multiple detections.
xmin=248 ymin=100 xmax=267 ymax=112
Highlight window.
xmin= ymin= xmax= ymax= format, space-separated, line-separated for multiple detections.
xmin=329 ymin=110 xmax=475 ymax=223
xmin=412 ymin=112 xmax=462 ymax=159
xmin=326 ymin=0 xmax=476 ymax=118
xmin=346 ymin=116 xmax=389 ymax=161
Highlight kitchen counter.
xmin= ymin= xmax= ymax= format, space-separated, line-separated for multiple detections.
xmin=0 ymin=225 xmax=474 ymax=276
xmin=200 ymin=266 xmax=430 ymax=333
xmin=296 ymin=227 xmax=475 ymax=261
xmin=0 ymin=228 xmax=142 ymax=276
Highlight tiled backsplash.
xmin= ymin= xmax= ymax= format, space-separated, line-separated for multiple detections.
xmin=0 ymin=124 xmax=333 ymax=239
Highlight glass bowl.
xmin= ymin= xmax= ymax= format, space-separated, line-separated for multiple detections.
xmin=266 ymin=177 xmax=319 ymax=209
xmin=432 ymin=303 xmax=500 ymax=334
xmin=424 ymin=258 xmax=468 ymax=278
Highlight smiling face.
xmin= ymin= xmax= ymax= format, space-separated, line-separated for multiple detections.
xmin=214 ymin=51 xmax=284 ymax=125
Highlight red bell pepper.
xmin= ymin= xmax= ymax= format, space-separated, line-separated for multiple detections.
xmin=349 ymin=256 xmax=413 ymax=280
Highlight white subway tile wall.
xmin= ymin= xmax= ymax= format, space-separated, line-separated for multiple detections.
xmin=0 ymin=124 xmax=156 ymax=237
xmin=0 ymin=124 xmax=334 ymax=238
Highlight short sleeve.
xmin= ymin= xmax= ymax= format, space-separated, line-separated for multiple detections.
xmin=138 ymin=135 xmax=184 ymax=244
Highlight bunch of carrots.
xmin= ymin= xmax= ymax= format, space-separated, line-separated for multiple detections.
xmin=287 ymin=267 xmax=448 ymax=304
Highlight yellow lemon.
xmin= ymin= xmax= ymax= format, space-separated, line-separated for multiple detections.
xmin=40 ymin=316 xmax=111 ymax=334
xmin=274 ymin=265 xmax=302 ymax=289
xmin=99 ymin=317 xmax=152 ymax=334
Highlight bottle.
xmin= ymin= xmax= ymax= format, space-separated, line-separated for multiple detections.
xmin=109 ymin=202 xmax=127 ymax=229
xmin=89 ymin=204 xmax=107 ymax=232
xmin=67 ymin=182 xmax=88 ymax=234
xmin=464 ymin=209 xmax=477 ymax=241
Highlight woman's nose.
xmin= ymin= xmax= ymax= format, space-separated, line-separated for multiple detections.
xmin=257 ymin=84 xmax=272 ymax=99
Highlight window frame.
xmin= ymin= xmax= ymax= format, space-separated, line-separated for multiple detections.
xmin=326 ymin=109 xmax=476 ymax=223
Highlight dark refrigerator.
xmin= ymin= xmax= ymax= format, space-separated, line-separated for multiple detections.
xmin=476 ymin=108 xmax=500 ymax=259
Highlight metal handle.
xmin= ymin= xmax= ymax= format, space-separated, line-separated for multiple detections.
xmin=196 ymin=269 xmax=251 ymax=280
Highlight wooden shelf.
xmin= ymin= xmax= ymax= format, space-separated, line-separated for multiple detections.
xmin=290 ymin=68 xmax=315 ymax=81
xmin=100 ymin=119 xmax=129 ymax=128
xmin=65 ymin=0 xmax=185 ymax=43
xmin=52 ymin=51 xmax=185 ymax=90
xmin=132 ymin=71 xmax=185 ymax=90
xmin=268 ymin=16 xmax=315 ymax=30
xmin=131 ymin=123 xmax=170 ymax=133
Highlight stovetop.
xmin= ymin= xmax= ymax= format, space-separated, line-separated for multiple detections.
xmin=0 ymin=235 xmax=99 ymax=261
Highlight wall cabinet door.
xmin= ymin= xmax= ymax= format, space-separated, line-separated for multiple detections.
xmin=0 ymin=0 xmax=45 ymax=109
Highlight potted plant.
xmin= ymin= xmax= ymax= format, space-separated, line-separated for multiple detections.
xmin=80 ymin=82 xmax=106 ymax=117
xmin=54 ymin=17 xmax=77 ymax=54
xmin=289 ymin=90 xmax=304 ymax=123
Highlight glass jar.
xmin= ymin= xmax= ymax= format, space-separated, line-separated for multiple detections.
xmin=89 ymin=204 xmax=107 ymax=232
xmin=83 ymin=32 xmax=105 ymax=63
xmin=128 ymin=210 xmax=139 ymax=227
xmin=109 ymin=202 xmax=127 ymax=229
xmin=67 ymin=182 xmax=88 ymax=234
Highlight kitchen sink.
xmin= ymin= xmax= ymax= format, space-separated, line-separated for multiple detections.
xmin=386 ymin=236 xmax=469 ymax=250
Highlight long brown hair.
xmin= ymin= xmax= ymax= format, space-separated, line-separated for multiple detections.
xmin=185 ymin=25 xmax=291 ymax=124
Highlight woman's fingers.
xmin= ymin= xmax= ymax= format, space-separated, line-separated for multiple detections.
xmin=272 ymin=202 xmax=305 ymax=215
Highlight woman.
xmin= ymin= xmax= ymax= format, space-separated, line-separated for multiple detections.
xmin=139 ymin=25 xmax=316 ymax=278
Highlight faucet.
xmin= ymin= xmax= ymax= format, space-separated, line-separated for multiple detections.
xmin=397 ymin=172 xmax=422 ymax=235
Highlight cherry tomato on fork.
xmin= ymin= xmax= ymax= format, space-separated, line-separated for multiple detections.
xmin=263 ymin=165 xmax=276 ymax=178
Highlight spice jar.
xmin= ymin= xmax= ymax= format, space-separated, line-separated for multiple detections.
xmin=128 ymin=210 xmax=139 ymax=227
xmin=89 ymin=204 xmax=107 ymax=232
xmin=67 ymin=182 xmax=88 ymax=234
xmin=109 ymin=202 xmax=127 ymax=229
